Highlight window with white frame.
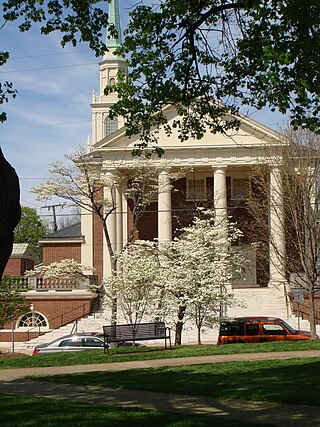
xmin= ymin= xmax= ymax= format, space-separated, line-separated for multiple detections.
xmin=17 ymin=312 xmax=48 ymax=329
xmin=105 ymin=117 xmax=118 ymax=136
xmin=187 ymin=178 xmax=206 ymax=200
xmin=231 ymin=177 xmax=250 ymax=200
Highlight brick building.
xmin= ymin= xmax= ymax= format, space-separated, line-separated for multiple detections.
xmin=4 ymin=243 xmax=35 ymax=276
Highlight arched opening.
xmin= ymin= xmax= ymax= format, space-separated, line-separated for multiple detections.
xmin=17 ymin=311 xmax=49 ymax=330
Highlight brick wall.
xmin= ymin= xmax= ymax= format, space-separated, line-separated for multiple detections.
xmin=93 ymin=212 xmax=103 ymax=281
xmin=4 ymin=258 xmax=35 ymax=276
xmin=42 ymin=243 xmax=81 ymax=265
xmin=0 ymin=296 xmax=97 ymax=342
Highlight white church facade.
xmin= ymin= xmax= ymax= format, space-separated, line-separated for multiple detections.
xmin=83 ymin=0 xmax=287 ymax=292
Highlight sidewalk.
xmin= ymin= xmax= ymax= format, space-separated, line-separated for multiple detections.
xmin=1 ymin=350 xmax=320 ymax=426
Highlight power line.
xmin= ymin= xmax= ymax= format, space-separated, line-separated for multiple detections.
xmin=10 ymin=50 xmax=91 ymax=60
xmin=0 ymin=62 xmax=97 ymax=74
xmin=5 ymin=119 xmax=91 ymax=133
xmin=41 ymin=203 xmax=66 ymax=231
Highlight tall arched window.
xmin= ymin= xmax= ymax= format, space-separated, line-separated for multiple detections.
xmin=105 ymin=117 xmax=118 ymax=136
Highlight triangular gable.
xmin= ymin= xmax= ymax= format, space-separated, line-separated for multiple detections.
xmin=11 ymin=243 xmax=35 ymax=259
xmin=92 ymin=107 xmax=282 ymax=152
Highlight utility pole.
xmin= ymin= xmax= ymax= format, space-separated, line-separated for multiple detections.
xmin=41 ymin=203 xmax=65 ymax=232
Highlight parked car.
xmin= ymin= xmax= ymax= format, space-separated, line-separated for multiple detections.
xmin=33 ymin=333 xmax=105 ymax=355
xmin=218 ymin=316 xmax=315 ymax=345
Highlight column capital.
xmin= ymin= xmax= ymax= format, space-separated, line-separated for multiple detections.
xmin=212 ymin=165 xmax=228 ymax=173
xmin=158 ymin=168 xmax=171 ymax=175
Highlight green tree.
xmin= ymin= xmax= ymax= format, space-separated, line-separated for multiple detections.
xmin=1 ymin=1 xmax=320 ymax=141
xmin=0 ymin=277 xmax=29 ymax=328
xmin=14 ymin=206 xmax=47 ymax=263
xmin=109 ymin=0 xmax=320 ymax=154
xmin=1 ymin=0 xmax=320 ymax=276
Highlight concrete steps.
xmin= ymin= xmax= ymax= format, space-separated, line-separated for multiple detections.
xmin=11 ymin=286 xmax=320 ymax=352
xmin=13 ymin=313 xmax=108 ymax=352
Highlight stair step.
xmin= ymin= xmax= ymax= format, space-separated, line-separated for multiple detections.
xmin=11 ymin=287 xmax=320 ymax=350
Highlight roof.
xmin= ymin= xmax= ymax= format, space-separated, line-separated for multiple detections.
xmin=106 ymin=0 xmax=122 ymax=48
xmin=41 ymin=222 xmax=82 ymax=240
xmin=11 ymin=243 xmax=35 ymax=258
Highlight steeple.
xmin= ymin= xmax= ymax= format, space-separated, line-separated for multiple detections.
xmin=106 ymin=0 xmax=122 ymax=49
xmin=91 ymin=0 xmax=126 ymax=145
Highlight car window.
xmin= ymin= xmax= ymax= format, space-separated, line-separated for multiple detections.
xmin=246 ymin=324 xmax=259 ymax=335
xmin=262 ymin=324 xmax=286 ymax=335
xmin=59 ymin=338 xmax=83 ymax=347
xmin=84 ymin=337 xmax=104 ymax=347
xmin=220 ymin=322 xmax=244 ymax=336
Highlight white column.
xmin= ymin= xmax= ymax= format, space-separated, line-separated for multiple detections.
xmin=213 ymin=166 xmax=227 ymax=224
xmin=103 ymin=171 xmax=117 ymax=278
xmin=115 ymin=177 xmax=123 ymax=258
xmin=121 ymin=178 xmax=128 ymax=248
xmin=269 ymin=165 xmax=286 ymax=286
xmin=158 ymin=170 xmax=172 ymax=245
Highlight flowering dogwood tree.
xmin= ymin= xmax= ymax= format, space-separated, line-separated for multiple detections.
xmin=115 ymin=211 xmax=244 ymax=345
xmin=31 ymin=147 xmax=178 ymax=323
xmin=106 ymin=243 xmax=161 ymax=328
xmin=25 ymin=259 xmax=95 ymax=289
xmin=159 ymin=210 xmax=243 ymax=345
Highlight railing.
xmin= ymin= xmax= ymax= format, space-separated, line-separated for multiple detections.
xmin=26 ymin=301 xmax=95 ymax=341
xmin=92 ymin=95 xmax=117 ymax=103
xmin=70 ymin=320 xmax=78 ymax=335
xmin=12 ymin=275 xmax=98 ymax=292
xmin=289 ymin=296 xmax=320 ymax=326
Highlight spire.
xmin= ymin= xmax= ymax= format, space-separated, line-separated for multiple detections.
xmin=106 ymin=0 xmax=122 ymax=49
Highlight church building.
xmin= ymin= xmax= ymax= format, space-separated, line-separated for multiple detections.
xmin=2 ymin=0 xmax=309 ymax=349
xmin=82 ymin=0 xmax=287 ymax=293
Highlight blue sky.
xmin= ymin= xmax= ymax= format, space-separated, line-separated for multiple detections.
xmin=0 ymin=1 xmax=287 ymax=225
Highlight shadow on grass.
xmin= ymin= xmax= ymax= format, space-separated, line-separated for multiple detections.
xmin=34 ymin=358 xmax=320 ymax=406
xmin=1 ymin=340 xmax=320 ymax=370
xmin=0 ymin=392 xmax=268 ymax=427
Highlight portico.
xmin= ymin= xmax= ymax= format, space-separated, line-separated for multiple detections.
xmin=80 ymin=0 xmax=287 ymax=289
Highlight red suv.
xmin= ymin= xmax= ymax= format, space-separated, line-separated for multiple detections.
xmin=218 ymin=316 xmax=314 ymax=345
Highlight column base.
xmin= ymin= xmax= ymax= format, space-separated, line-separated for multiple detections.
xmin=268 ymin=279 xmax=288 ymax=293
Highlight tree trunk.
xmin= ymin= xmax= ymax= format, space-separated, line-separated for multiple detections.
xmin=175 ymin=305 xmax=186 ymax=345
xmin=0 ymin=148 xmax=21 ymax=280
xmin=197 ymin=327 xmax=202 ymax=345
xmin=308 ymin=287 xmax=317 ymax=338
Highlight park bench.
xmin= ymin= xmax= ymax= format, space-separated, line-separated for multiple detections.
xmin=103 ymin=322 xmax=172 ymax=354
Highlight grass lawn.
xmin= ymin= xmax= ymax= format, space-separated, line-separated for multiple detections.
xmin=34 ymin=357 xmax=320 ymax=407
xmin=0 ymin=394 xmax=269 ymax=427
xmin=1 ymin=339 xmax=320 ymax=369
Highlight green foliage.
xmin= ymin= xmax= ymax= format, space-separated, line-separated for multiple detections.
xmin=1 ymin=0 xmax=110 ymax=123
xmin=14 ymin=206 xmax=47 ymax=263
xmin=0 ymin=51 xmax=17 ymax=122
xmin=108 ymin=0 xmax=320 ymax=153
xmin=2 ymin=1 xmax=320 ymax=144
xmin=2 ymin=0 xmax=109 ymax=56
xmin=0 ymin=276 xmax=29 ymax=327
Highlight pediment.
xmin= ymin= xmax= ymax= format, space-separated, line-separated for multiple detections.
xmin=92 ymin=107 xmax=282 ymax=153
